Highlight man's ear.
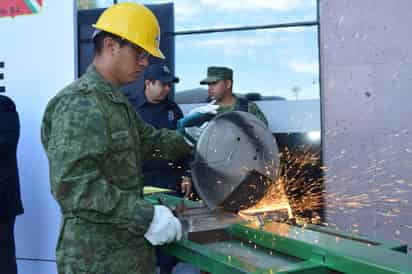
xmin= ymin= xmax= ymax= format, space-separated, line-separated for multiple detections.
xmin=144 ymin=80 xmax=151 ymax=89
xmin=103 ymin=37 xmax=118 ymax=55
xmin=225 ymin=80 xmax=233 ymax=89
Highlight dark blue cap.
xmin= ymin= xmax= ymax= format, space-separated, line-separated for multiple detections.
xmin=143 ymin=63 xmax=179 ymax=84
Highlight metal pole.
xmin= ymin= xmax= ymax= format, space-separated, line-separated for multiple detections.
xmin=171 ymin=21 xmax=318 ymax=36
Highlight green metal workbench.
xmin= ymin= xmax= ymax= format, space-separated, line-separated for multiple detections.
xmin=146 ymin=193 xmax=412 ymax=274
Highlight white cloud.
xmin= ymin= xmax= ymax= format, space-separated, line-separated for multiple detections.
xmin=140 ymin=0 xmax=315 ymax=26
xmin=276 ymin=27 xmax=312 ymax=33
xmin=288 ymin=60 xmax=318 ymax=74
xmin=200 ymin=0 xmax=313 ymax=11
xmin=191 ymin=35 xmax=274 ymax=56
xmin=256 ymin=86 xmax=319 ymax=100
xmin=194 ymin=35 xmax=273 ymax=48
xmin=140 ymin=0 xmax=169 ymax=3
xmin=140 ymin=0 xmax=201 ymax=22
xmin=174 ymin=0 xmax=201 ymax=22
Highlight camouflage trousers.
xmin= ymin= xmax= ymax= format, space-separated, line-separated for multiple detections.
xmin=56 ymin=217 xmax=155 ymax=274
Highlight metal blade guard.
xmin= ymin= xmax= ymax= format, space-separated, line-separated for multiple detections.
xmin=191 ymin=111 xmax=279 ymax=212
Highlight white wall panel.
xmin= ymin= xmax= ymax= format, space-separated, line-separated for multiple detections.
xmin=0 ymin=1 xmax=77 ymax=271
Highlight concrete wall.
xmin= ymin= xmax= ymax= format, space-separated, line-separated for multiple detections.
xmin=320 ymin=0 xmax=412 ymax=251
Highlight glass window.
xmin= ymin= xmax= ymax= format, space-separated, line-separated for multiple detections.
xmin=77 ymin=0 xmax=112 ymax=9
xmin=120 ymin=0 xmax=317 ymax=31
xmin=174 ymin=27 xmax=319 ymax=103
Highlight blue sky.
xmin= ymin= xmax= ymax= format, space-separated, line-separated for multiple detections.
xmin=101 ymin=0 xmax=319 ymax=100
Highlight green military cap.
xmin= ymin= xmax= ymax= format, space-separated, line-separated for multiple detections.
xmin=200 ymin=66 xmax=233 ymax=85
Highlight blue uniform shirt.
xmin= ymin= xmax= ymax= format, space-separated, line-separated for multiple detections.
xmin=127 ymin=89 xmax=189 ymax=194
xmin=131 ymin=90 xmax=182 ymax=130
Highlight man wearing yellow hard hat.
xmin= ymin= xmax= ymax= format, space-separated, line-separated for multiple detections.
xmin=41 ymin=2 xmax=192 ymax=273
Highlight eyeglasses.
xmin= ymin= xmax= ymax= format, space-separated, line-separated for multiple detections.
xmin=127 ymin=42 xmax=150 ymax=61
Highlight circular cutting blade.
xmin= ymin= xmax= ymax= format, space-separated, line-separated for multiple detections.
xmin=191 ymin=111 xmax=280 ymax=212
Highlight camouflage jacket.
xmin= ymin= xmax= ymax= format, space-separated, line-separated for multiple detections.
xmin=41 ymin=65 xmax=191 ymax=273
xmin=217 ymin=97 xmax=269 ymax=126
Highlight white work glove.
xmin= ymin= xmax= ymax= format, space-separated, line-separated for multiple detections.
xmin=188 ymin=100 xmax=219 ymax=115
xmin=186 ymin=122 xmax=209 ymax=143
xmin=144 ymin=205 xmax=182 ymax=246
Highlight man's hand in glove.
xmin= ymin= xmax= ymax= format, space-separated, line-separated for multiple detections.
xmin=188 ymin=101 xmax=219 ymax=115
xmin=177 ymin=101 xmax=219 ymax=129
xmin=144 ymin=205 xmax=182 ymax=246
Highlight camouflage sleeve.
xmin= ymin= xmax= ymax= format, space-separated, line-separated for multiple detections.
xmin=248 ymin=101 xmax=269 ymax=127
xmin=134 ymin=113 xmax=192 ymax=162
xmin=41 ymin=95 xmax=154 ymax=235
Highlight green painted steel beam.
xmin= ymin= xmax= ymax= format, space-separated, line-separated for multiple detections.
xmin=305 ymin=224 xmax=408 ymax=253
xmin=276 ymin=261 xmax=331 ymax=274
xmin=229 ymin=222 xmax=412 ymax=274
xmin=161 ymin=239 xmax=260 ymax=274
xmin=145 ymin=193 xmax=203 ymax=208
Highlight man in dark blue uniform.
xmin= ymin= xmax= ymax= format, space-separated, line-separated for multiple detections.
xmin=127 ymin=63 xmax=193 ymax=274
xmin=0 ymin=95 xmax=24 ymax=274
xmin=128 ymin=63 xmax=192 ymax=197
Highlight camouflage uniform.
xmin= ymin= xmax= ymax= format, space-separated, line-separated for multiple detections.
xmin=41 ymin=65 xmax=191 ymax=274
xmin=199 ymin=66 xmax=269 ymax=127
xmin=217 ymin=97 xmax=269 ymax=127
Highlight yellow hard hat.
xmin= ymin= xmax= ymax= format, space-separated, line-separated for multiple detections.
xmin=92 ymin=2 xmax=164 ymax=59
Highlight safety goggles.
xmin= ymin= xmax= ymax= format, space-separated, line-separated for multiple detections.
xmin=127 ymin=42 xmax=150 ymax=61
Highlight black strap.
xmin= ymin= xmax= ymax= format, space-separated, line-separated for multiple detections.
xmin=166 ymin=101 xmax=183 ymax=125
xmin=234 ymin=97 xmax=249 ymax=112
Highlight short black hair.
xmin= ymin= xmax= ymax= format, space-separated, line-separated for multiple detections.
xmin=93 ymin=31 xmax=127 ymax=55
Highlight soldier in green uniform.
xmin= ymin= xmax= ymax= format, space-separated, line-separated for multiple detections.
xmin=200 ymin=66 xmax=269 ymax=126
xmin=41 ymin=3 xmax=192 ymax=274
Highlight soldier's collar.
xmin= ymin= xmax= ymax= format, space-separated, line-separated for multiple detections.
xmin=86 ymin=65 xmax=124 ymax=102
